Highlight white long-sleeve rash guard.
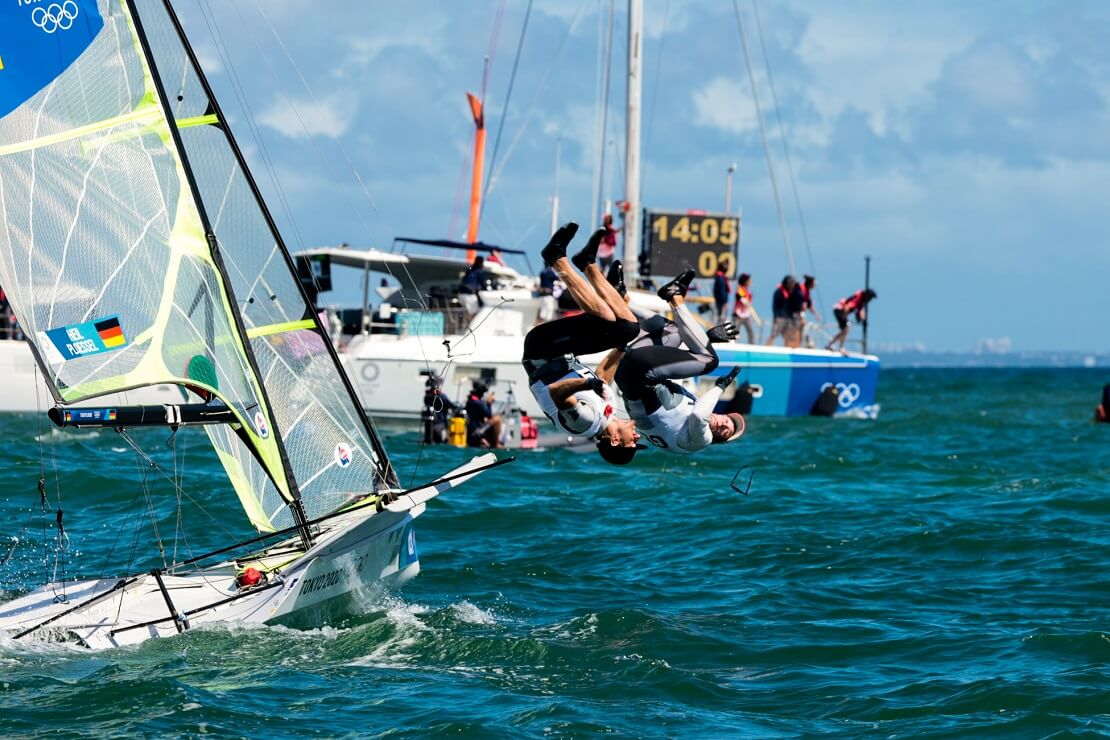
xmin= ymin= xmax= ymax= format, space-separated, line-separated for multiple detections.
xmin=634 ymin=382 xmax=725 ymax=454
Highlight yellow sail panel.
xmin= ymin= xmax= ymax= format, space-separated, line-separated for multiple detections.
xmin=0 ymin=0 xmax=295 ymax=529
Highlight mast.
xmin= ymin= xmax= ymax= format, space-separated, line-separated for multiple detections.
xmin=156 ymin=1 xmax=397 ymax=492
xmin=127 ymin=0 xmax=314 ymax=549
xmin=550 ymin=136 xmax=562 ymax=234
xmin=465 ymin=91 xmax=486 ymax=262
xmin=154 ymin=0 xmax=396 ymax=490
xmin=623 ymin=0 xmax=643 ymax=278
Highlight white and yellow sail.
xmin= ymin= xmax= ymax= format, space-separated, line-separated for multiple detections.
xmin=0 ymin=0 xmax=394 ymax=533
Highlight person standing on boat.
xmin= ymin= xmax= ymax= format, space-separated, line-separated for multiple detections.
xmin=597 ymin=213 xmax=618 ymax=272
xmin=826 ymin=288 xmax=877 ymax=352
xmin=765 ymin=275 xmax=796 ymax=346
xmin=607 ymin=269 xmax=746 ymax=454
xmin=458 ymin=255 xmax=486 ymax=318
xmin=487 ymin=247 xmax=506 ymax=266
xmin=536 ymin=263 xmax=559 ymax=325
xmin=797 ymin=275 xmax=821 ymax=347
xmin=732 ymin=273 xmax=762 ymax=344
xmin=465 ymin=380 xmax=504 ymax=449
xmin=785 ymin=279 xmax=807 ymax=347
xmin=713 ymin=267 xmax=731 ymax=324
xmin=522 ymin=222 xmax=642 ymax=464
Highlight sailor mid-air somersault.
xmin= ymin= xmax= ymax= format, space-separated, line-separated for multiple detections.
xmin=521 ymin=222 xmax=748 ymax=464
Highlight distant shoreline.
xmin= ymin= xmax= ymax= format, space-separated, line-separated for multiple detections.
xmin=879 ymin=351 xmax=1108 ymax=369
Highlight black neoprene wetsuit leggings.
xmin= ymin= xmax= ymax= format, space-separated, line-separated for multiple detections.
xmin=615 ymin=323 xmax=719 ymax=402
xmin=522 ymin=313 xmax=639 ymax=362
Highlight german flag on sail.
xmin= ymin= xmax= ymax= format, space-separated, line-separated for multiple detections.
xmin=95 ymin=317 xmax=126 ymax=348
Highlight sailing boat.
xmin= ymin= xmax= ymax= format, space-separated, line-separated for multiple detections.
xmin=0 ymin=0 xmax=501 ymax=648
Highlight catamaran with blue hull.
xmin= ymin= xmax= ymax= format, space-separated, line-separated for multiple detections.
xmin=0 ymin=0 xmax=498 ymax=647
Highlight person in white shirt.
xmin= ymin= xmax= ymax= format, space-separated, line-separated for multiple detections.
xmin=522 ymin=222 xmax=642 ymax=464
xmin=610 ymin=269 xmax=746 ymax=455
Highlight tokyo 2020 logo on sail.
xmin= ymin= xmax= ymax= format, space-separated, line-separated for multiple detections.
xmin=32 ymin=1 xmax=80 ymax=34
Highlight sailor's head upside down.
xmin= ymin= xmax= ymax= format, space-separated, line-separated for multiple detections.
xmin=522 ymin=224 xmax=747 ymax=464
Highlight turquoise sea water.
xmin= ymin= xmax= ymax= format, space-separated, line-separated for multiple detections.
xmin=1 ymin=368 xmax=1108 ymax=737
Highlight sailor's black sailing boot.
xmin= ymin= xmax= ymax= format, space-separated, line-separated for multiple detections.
xmin=657 ymin=268 xmax=696 ymax=301
xmin=571 ymin=228 xmax=606 ymax=271
xmin=607 ymin=260 xmax=627 ymax=298
xmin=542 ymin=221 xmax=580 ymax=266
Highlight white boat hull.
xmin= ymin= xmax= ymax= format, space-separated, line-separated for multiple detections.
xmin=0 ymin=454 xmax=495 ymax=648
xmin=0 ymin=340 xmax=182 ymax=413
xmin=344 ymin=332 xmax=881 ymax=419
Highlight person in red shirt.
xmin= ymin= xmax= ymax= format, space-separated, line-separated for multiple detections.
xmin=732 ymin=273 xmax=762 ymax=343
xmin=597 ymin=213 xmax=618 ymax=272
xmin=826 ymin=288 xmax=876 ymax=352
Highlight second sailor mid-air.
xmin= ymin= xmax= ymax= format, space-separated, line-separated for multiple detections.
xmin=521 ymin=223 xmax=747 ymax=464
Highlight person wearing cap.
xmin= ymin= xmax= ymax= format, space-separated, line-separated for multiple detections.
xmin=826 ymin=288 xmax=877 ymax=352
xmin=597 ymin=213 xmax=618 ymax=272
xmin=521 ymin=222 xmax=642 ymax=464
xmin=465 ymin=380 xmax=503 ymax=449
xmin=606 ymin=268 xmax=747 ymax=455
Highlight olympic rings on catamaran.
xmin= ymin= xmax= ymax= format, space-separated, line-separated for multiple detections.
xmin=32 ymin=1 xmax=80 ymax=34
xmin=820 ymin=382 xmax=862 ymax=408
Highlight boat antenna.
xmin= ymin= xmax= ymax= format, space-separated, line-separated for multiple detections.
xmin=732 ymin=0 xmax=796 ymax=276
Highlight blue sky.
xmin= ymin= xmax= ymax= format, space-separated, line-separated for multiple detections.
xmin=176 ymin=1 xmax=1110 ymax=353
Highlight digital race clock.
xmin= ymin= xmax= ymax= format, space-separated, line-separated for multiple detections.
xmin=644 ymin=210 xmax=741 ymax=278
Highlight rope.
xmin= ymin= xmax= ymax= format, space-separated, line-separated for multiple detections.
xmin=481 ymin=0 xmax=534 ymax=216
xmin=643 ymin=0 xmax=671 ymax=162
xmin=751 ymin=0 xmax=821 ymax=309
xmin=485 ymin=0 xmax=591 ymax=200
xmin=732 ymin=0 xmax=796 ymax=276
xmin=592 ymin=0 xmax=617 ymax=231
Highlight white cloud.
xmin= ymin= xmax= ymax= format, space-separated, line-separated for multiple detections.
xmin=256 ymin=97 xmax=353 ymax=139
xmin=793 ymin=6 xmax=975 ymax=137
xmin=691 ymin=76 xmax=758 ymax=135
xmin=945 ymin=45 xmax=1033 ymax=111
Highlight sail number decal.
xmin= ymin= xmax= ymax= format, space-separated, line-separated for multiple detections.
xmin=43 ymin=315 xmax=127 ymax=362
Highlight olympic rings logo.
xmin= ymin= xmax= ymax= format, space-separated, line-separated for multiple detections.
xmin=820 ymin=382 xmax=861 ymax=408
xmin=32 ymin=1 xmax=79 ymax=34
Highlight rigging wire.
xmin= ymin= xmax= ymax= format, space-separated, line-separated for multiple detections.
xmin=199 ymin=0 xmax=416 ymax=488
xmin=643 ymin=0 xmax=671 ymax=159
xmin=482 ymin=0 xmax=508 ymax=103
xmin=200 ymin=2 xmax=520 ymax=489
xmin=485 ymin=0 xmax=592 ymax=202
xmin=751 ymin=0 xmax=822 ymax=309
xmin=732 ymin=0 xmax=796 ymax=277
xmin=481 ymin=0 xmax=534 ymax=219
xmin=592 ymin=0 xmax=617 ymax=231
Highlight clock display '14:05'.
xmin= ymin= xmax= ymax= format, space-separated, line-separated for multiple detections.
xmin=645 ymin=211 xmax=741 ymax=278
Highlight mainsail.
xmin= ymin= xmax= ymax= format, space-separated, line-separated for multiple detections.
xmin=0 ymin=0 xmax=396 ymax=534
